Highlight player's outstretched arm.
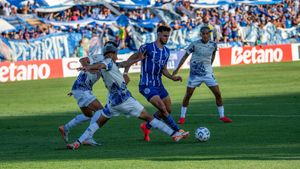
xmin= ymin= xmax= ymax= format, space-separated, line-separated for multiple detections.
xmin=79 ymin=57 xmax=90 ymax=67
xmin=120 ymin=51 xmax=147 ymax=69
xmin=86 ymin=63 xmax=106 ymax=70
xmin=172 ymin=52 xmax=189 ymax=76
xmin=163 ymin=65 xmax=182 ymax=82
xmin=122 ymin=51 xmax=147 ymax=84
xmin=77 ymin=63 xmax=106 ymax=72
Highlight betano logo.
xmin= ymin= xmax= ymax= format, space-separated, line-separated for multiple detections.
xmin=0 ymin=63 xmax=51 ymax=82
xmin=231 ymin=47 xmax=283 ymax=65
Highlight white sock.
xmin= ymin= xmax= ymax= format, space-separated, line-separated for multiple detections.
xmin=78 ymin=122 xmax=99 ymax=143
xmin=87 ymin=110 xmax=103 ymax=140
xmin=90 ymin=110 xmax=103 ymax=125
xmin=218 ymin=106 xmax=224 ymax=118
xmin=65 ymin=114 xmax=90 ymax=132
xmin=150 ymin=118 xmax=174 ymax=136
xmin=180 ymin=107 xmax=187 ymax=118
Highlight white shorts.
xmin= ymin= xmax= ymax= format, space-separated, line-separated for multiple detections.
xmin=72 ymin=90 xmax=97 ymax=108
xmin=102 ymin=97 xmax=144 ymax=118
xmin=187 ymin=74 xmax=218 ymax=88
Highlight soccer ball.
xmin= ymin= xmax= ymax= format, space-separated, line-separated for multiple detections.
xmin=195 ymin=127 xmax=210 ymax=142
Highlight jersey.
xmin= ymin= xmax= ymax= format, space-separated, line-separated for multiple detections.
xmin=72 ymin=71 xmax=101 ymax=91
xmin=186 ymin=39 xmax=217 ymax=76
xmin=138 ymin=42 xmax=170 ymax=87
xmin=100 ymin=58 xmax=131 ymax=106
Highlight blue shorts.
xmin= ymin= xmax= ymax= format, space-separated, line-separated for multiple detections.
xmin=139 ymin=85 xmax=169 ymax=101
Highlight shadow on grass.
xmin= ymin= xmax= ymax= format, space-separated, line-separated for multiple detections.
xmin=0 ymin=93 xmax=299 ymax=162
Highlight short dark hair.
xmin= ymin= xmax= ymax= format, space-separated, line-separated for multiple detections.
xmin=157 ymin=25 xmax=171 ymax=33
xmin=200 ymin=26 xmax=211 ymax=33
xmin=104 ymin=40 xmax=118 ymax=48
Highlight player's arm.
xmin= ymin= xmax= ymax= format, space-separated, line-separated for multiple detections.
xmin=79 ymin=57 xmax=90 ymax=67
xmin=117 ymin=52 xmax=142 ymax=68
xmin=173 ymin=43 xmax=194 ymax=75
xmin=211 ymin=46 xmax=217 ymax=65
xmin=78 ymin=62 xmax=106 ymax=72
xmin=162 ymin=65 xmax=182 ymax=82
xmin=122 ymin=50 xmax=147 ymax=84
xmin=121 ymin=51 xmax=146 ymax=70
xmin=172 ymin=52 xmax=190 ymax=76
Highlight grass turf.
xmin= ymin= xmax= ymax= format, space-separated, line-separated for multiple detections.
xmin=0 ymin=61 xmax=299 ymax=169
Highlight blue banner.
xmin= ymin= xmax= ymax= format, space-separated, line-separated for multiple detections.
xmin=0 ymin=33 xmax=81 ymax=62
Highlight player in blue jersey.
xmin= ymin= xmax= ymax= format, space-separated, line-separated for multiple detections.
xmin=123 ymin=25 xmax=188 ymax=142
xmin=172 ymin=26 xmax=232 ymax=124
xmin=67 ymin=43 xmax=190 ymax=150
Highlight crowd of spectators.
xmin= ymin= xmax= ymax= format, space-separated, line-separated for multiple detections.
xmin=0 ymin=0 xmax=299 ymax=54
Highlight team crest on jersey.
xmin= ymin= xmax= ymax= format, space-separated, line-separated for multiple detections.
xmin=144 ymin=88 xmax=151 ymax=94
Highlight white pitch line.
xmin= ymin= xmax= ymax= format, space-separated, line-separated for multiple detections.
xmin=187 ymin=114 xmax=300 ymax=117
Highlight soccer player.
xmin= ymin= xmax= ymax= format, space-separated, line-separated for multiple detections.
xmin=172 ymin=26 xmax=232 ymax=124
xmin=58 ymin=35 xmax=107 ymax=145
xmin=123 ymin=25 xmax=186 ymax=142
xmin=67 ymin=44 xmax=189 ymax=150
xmin=58 ymin=56 xmax=103 ymax=146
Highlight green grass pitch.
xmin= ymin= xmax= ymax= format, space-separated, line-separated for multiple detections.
xmin=0 ymin=61 xmax=300 ymax=169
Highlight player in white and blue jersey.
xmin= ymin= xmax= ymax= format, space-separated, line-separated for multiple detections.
xmin=67 ymin=43 xmax=190 ymax=150
xmin=123 ymin=25 xmax=187 ymax=142
xmin=58 ymin=35 xmax=106 ymax=146
xmin=173 ymin=26 xmax=232 ymax=124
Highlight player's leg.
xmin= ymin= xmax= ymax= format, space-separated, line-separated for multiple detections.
xmin=178 ymin=87 xmax=196 ymax=124
xmin=178 ymin=74 xmax=202 ymax=124
xmin=82 ymin=99 xmax=104 ymax=146
xmin=86 ymin=99 xmax=104 ymax=124
xmin=120 ymin=97 xmax=190 ymax=142
xmin=59 ymin=90 xmax=101 ymax=142
xmin=139 ymin=85 xmax=180 ymax=139
xmin=208 ymin=85 xmax=232 ymax=123
xmin=149 ymin=95 xmax=181 ymax=132
xmin=59 ymin=107 xmax=92 ymax=143
xmin=138 ymin=110 xmax=189 ymax=142
xmin=67 ymin=108 xmax=111 ymax=150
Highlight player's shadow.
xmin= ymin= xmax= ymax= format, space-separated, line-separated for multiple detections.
xmin=0 ymin=93 xmax=299 ymax=162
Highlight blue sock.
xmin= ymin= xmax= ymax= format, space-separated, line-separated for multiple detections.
xmin=163 ymin=115 xmax=180 ymax=132
xmin=153 ymin=112 xmax=161 ymax=120
xmin=146 ymin=121 xmax=152 ymax=129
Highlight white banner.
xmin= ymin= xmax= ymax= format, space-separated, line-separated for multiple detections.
xmin=62 ymin=57 xmax=80 ymax=77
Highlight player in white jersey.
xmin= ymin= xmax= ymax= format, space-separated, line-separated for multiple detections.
xmin=67 ymin=43 xmax=189 ymax=150
xmin=173 ymin=26 xmax=232 ymax=124
xmin=58 ymin=35 xmax=106 ymax=146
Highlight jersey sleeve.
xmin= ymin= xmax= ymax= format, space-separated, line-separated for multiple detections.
xmin=102 ymin=58 xmax=113 ymax=71
xmin=138 ymin=44 xmax=147 ymax=54
xmin=185 ymin=42 xmax=195 ymax=55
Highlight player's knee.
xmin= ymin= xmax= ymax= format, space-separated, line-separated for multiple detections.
xmin=161 ymin=111 xmax=169 ymax=117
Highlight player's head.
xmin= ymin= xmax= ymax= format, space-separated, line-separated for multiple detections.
xmin=103 ymin=44 xmax=118 ymax=61
xmin=157 ymin=25 xmax=171 ymax=45
xmin=200 ymin=26 xmax=211 ymax=43
xmin=104 ymin=40 xmax=118 ymax=48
